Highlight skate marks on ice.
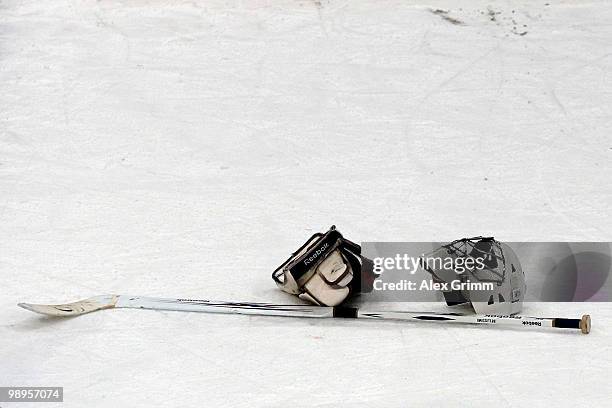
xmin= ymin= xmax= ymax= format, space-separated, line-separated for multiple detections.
xmin=427 ymin=3 xmax=561 ymax=36
xmin=429 ymin=9 xmax=465 ymax=26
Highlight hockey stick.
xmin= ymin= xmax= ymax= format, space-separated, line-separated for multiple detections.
xmin=18 ymin=295 xmax=591 ymax=334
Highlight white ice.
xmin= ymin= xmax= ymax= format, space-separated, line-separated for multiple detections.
xmin=1 ymin=0 xmax=611 ymax=407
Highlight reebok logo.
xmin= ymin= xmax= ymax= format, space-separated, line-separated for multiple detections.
xmin=303 ymin=242 xmax=330 ymax=266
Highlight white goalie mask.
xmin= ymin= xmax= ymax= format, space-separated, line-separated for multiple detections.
xmin=421 ymin=237 xmax=526 ymax=315
xmin=272 ymin=226 xmax=371 ymax=306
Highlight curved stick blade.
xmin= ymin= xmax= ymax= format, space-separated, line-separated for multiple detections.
xmin=18 ymin=295 xmax=119 ymax=317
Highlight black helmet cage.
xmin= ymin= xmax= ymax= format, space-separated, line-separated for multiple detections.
xmin=423 ymin=236 xmax=507 ymax=286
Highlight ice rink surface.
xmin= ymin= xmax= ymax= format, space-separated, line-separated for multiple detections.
xmin=1 ymin=0 xmax=611 ymax=406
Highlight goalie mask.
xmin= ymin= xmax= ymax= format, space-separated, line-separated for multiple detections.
xmin=420 ymin=237 xmax=526 ymax=315
xmin=272 ymin=226 xmax=376 ymax=306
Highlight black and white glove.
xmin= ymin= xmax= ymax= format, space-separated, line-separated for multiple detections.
xmin=272 ymin=226 xmax=376 ymax=306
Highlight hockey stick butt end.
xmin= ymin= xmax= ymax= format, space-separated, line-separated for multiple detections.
xmin=580 ymin=314 xmax=591 ymax=334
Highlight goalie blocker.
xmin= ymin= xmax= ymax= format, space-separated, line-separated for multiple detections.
xmin=272 ymin=226 xmax=376 ymax=306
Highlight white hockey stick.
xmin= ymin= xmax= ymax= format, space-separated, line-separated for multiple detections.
xmin=18 ymin=295 xmax=591 ymax=334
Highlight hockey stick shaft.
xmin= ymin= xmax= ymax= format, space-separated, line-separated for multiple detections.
xmin=356 ymin=309 xmax=589 ymax=333
xmin=18 ymin=295 xmax=591 ymax=334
